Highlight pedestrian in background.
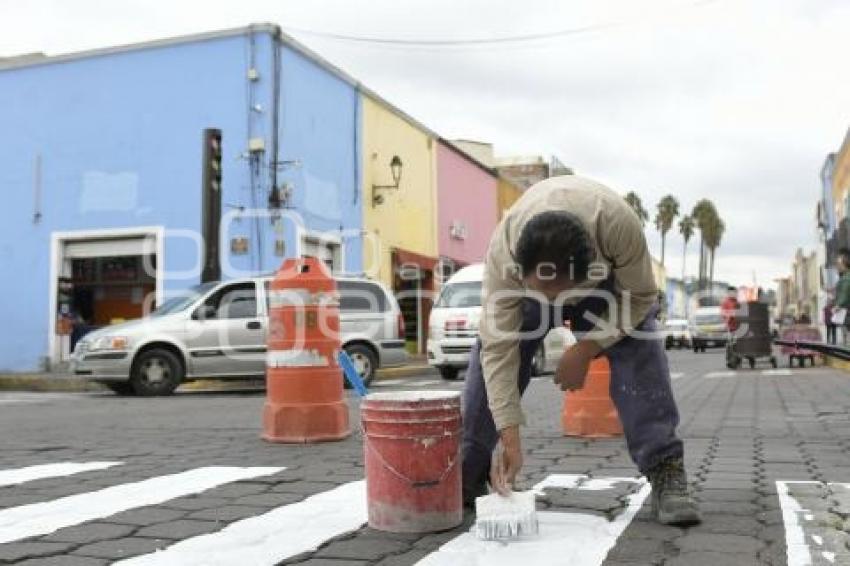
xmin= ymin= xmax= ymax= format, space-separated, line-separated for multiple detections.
xmin=833 ymin=249 xmax=850 ymax=344
xmin=824 ymin=294 xmax=837 ymax=345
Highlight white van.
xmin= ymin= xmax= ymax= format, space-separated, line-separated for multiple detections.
xmin=427 ymin=264 xmax=576 ymax=380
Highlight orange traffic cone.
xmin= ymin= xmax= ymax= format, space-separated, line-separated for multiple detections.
xmin=262 ymin=257 xmax=350 ymax=443
xmin=562 ymin=356 xmax=623 ymax=438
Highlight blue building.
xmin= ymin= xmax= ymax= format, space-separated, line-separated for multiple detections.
xmin=0 ymin=25 xmax=363 ymax=371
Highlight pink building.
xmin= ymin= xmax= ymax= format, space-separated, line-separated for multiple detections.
xmin=436 ymin=141 xmax=498 ymax=273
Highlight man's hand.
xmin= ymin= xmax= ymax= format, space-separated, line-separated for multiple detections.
xmin=490 ymin=425 xmax=522 ymax=496
xmin=554 ymin=340 xmax=602 ymax=391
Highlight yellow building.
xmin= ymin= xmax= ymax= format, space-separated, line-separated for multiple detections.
xmin=360 ymin=94 xmax=439 ymax=353
xmin=497 ymin=175 xmax=523 ymax=220
xmin=832 ymin=130 xmax=850 ymax=220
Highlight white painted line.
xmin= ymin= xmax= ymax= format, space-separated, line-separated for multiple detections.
xmin=373 ymin=379 xmax=407 ymax=387
xmin=670 ymin=372 xmax=685 ymax=380
xmin=115 ymin=480 xmax=367 ymax=566
xmin=416 ymin=475 xmax=650 ymax=566
xmin=704 ymin=371 xmax=737 ymax=378
xmin=416 ymin=380 xmax=443 ymax=387
xmin=776 ymin=480 xmax=818 ymax=566
xmin=0 ymin=462 xmax=122 ymax=488
xmin=762 ymin=369 xmax=793 ymax=376
xmin=0 ymin=466 xmax=283 ymax=543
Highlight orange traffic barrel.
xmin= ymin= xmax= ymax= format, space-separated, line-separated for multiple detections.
xmin=362 ymin=390 xmax=463 ymax=533
xmin=262 ymin=257 xmax=350 ymax=443
xmin=562 ymin=356 xmax=623 ymax=438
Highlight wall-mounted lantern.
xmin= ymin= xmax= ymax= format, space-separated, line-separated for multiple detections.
xmin=371 ymin=155 xmax=403 ymax=207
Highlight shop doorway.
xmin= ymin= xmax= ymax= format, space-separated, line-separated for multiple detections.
xmin=49 ymin=227 xmax=163 ymax=365
xmin=392 ymin=249 xmax=436 ymax=355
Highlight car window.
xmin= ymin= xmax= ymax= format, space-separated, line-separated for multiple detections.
xmin=263 ymin=279 xmax=388 ymax=313
xmin=435 ymin=281 xmax=482 ymax=308
xmin=337 ymin=280 xmax=388 ymax=312
xmin=200 ymin=282 xmax=257 ymax=319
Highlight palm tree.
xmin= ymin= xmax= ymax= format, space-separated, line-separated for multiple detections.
xmin=704 ymin=215 xmax=725 ymax=287
xmin=654 ymin=195 xmax=680 ymax=266
xmin=691 ymin=199 xmax=717 ymax=290
xmin=678 ymin=214 xmax=695 ymax=281
xmin=624 ymin=192 xmax=649 ymax=227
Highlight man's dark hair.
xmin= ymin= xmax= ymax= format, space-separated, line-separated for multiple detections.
xmin=515 ymin=211 xmax=593 ymax=281
xmin=839 ymin=248 xmax=850 ymax=264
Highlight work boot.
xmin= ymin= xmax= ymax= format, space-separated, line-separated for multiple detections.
xmin=647 ymin=457 xmax=702 ymax=526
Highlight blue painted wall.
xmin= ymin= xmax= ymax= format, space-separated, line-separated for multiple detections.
xmin=0 ymin=31 xmax=272 ymax=370
xmin=270 ymin=45 xmax=362 ymax=275
xmin=0 ymin=29 xmax=363 ymax=371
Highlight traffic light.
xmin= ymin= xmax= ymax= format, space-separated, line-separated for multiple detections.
xmin=201 ymin=128 xmax=222 ymax=283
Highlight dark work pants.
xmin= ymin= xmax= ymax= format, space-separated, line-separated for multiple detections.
xmin=461 ymin=293 xmax=684 ymax=494
xmin=827 ymin=324 xmax=837 ymax=345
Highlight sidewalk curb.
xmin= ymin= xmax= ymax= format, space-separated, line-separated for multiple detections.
xmin=0 ymin=374 xmax=105 ymax=393
xmin=0 ymin=364 xmax=438 ymax=393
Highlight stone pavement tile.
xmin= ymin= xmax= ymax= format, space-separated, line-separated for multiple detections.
xmin=136 ymin=518 xmax=221 ymax=539
xmin=375 ymin=549 xmax=432 ymax=565
xmin=160 ymin=495 xmax=232 ymax=511
xmin=230 ymin=491 xmax=305 ymax=507
xmin=667 ymin=550 xmax=761 ymax=565
xmin=272 ymin=481 xmax=342 ymax=494
xmin=105 ymin=506 xmax=187 ymax=526
xmin=0 ymin=541 xmax=76 ymax=562
xmin=291 ymin=560 xmax=370 ymax=566
xmin=603 ymin=536 xmax=667 ymax=564
xmin=698 ymin=501 xmax=762 ymax=516
xmin=675 ymin=532 xmax=765 ymax=554
xmin=187 ymin=504 xmax=268 ymax=522
xmin=15 ymin=557 xmax=107 ymax=566
xmin=42 ymin=522 xmax=136 ymax=543
xmin=620 ymin=519 xmax=683 ymax=541
xmin=694 ymin=488 xmax=756 ymax=503
xmin=695 ymin=514 xmax=762 ymax=536
xmin=314 ymin=538 xmax=410 ymax=561
xmin=411 ymin=531 xmax=463 ymax=552
xmin=73 ymin=537 xmax=169 ymax=560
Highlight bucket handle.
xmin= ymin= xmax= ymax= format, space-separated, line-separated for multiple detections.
xmin=363 ymin=430 xmax=458 ymax=489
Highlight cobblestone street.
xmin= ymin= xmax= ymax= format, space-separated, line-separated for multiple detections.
xmin=2 ymin=350 xmax=850 ymax=565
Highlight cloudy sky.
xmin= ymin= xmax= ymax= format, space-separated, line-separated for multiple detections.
xmin=3 ymin=0 xmax=847 ymax=288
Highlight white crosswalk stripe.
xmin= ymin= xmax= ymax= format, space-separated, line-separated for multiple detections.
xmin=704 ymin=371 xmax=737 ymax=378
xmin=671 ymin=372 xmax=685 ymax=380
xmin=0 ymin=466 xmax=283 ymax=543
xmin=0 ymin=462 xmax=122 ymax=488
xmin=417 ymin=474 xmax=649 ymax=566
xmin=762 ymin=369 xmax=793 ymax=376
xmin=115 ymin=480 xmax=367 ymax=566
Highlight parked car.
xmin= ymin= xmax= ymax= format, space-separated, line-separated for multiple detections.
xmin=689 ymin=306 xmax=728 ymax=352
xmin=71 ymin=275 xmax=408 ymax=395
xmin=426 ymin=263 xmax=576 ymax=380
xmin=663 ymin=318 xmax=691 ymax=349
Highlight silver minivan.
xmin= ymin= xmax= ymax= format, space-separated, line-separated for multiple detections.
xmin=71 ymin=275 xmax=408 ymax=395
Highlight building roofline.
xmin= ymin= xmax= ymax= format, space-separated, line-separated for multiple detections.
xmin=271 ymin=27 xmax=440 ymax=139
xmin=0 ymin=23 xmax=280 ymax=72
xmin=0 ymin=22 xmax=441 ymax=141
xmin=437 ymin=138 xmax=497 ymax=178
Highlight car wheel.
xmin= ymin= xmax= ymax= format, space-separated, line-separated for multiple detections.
xmin=531 ymin=344 xmax=546 ymax=376
xmin=345 ymin=344 xmax=377 ymax=386
xmin=439 ymin=366 xmax=460 ymax=381
xmin=130 ymin=348 xmax=183 ymax=396
xmin=101 ymin=381 xmax=134 ymax=396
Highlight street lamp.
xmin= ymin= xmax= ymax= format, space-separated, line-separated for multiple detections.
xmin=372 ymin=155 xmax=403 ymax=207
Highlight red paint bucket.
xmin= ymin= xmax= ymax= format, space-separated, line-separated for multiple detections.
xmin=361 ymin=390 xmax=463 ymax=533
